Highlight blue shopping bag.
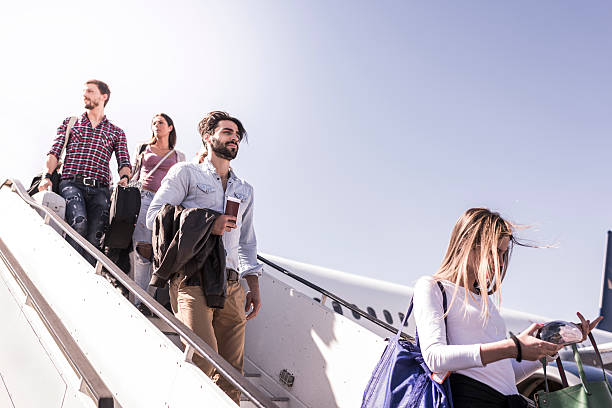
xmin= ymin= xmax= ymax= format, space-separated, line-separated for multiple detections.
xmin=361 ymin=281 xmax=453 ymax=408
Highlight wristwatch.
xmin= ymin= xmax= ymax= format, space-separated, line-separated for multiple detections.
xmin=43 ymin=173 xmax=53 ymax=180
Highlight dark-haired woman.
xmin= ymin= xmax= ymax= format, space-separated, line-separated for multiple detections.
xmin=131 ymin=113 xmax=185 ymax=314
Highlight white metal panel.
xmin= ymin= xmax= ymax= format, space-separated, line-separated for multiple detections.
xmin=166 ymin=361 xmax=237 ymax=407
xmin=263 ymin=254 xmax=612 ymax=347
xmin=0 ymin=188 xmax=236 ymax=408
xmin=0 ymin=263 xmax=77 ymax=408
xmin=61 ymin=393 xmax=101 ymax=408
xmin=245 ymin=275 xmax=386 ymax=408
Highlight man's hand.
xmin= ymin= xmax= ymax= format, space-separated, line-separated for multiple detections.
xmin=244 ymin=275 xmax=261 ymax=321
xmin=118 ymin=166 xmax=131 ymax=187
xmin=38 ymin=177 xmax=52 ymax=192
xmin=39 ymin=155 xmax=58 ymax=192
xmin=212 ymin=215 xmax=237 ymax=235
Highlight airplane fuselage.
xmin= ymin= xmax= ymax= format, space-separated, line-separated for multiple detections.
xmin=262 ymin=254 xmax=612 ymax=347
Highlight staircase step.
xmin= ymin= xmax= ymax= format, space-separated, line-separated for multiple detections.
xmin=242 ymin=359 xmax=303 ymax=407
xmin=244 ymin=372 xmax=261 ymax=378
xmin=240 ymin=396 xmax=289 ymax=408
xmin=146 ymin=318 xmax=290 ymax=407
xmin=146 ymin=316 xmax=183 ymax=348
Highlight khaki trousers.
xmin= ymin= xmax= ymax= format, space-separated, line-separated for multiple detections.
xmin=169 ymin=274 xmax=247 ymax=404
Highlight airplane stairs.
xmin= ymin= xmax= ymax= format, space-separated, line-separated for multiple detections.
xmin=0 ymin=179 xmax=388 ymax=408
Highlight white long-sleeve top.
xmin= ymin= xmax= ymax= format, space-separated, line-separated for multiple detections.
xmin=413 ymin=276 xmax=541 ymax=395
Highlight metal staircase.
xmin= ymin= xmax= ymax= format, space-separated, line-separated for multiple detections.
xmin=0 ymin=179 xmax=396 ymax=407
xmin=0 ymin=179 xmax=274 ymax=408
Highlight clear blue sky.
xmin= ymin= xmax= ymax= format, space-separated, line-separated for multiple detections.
xmin=1 ymin=1 xmax=611 ymax=321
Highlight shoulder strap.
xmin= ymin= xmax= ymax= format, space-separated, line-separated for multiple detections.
xmin=58 ymin=116 xmax=78 ymax=171
xmin=398 ymin=280 xmax=449 ymax=342
xmin=131 ymin=143 xmax=148 ymax=180
xmin=142 ymin=149 xmax=175 ymax=181
xmin=62 ymin=116 xmax=78 ymax=153
xmin=436 ymin=281 xmax=450 ymax=343
xmin=132 ymin=143 xmax=156 ymax=180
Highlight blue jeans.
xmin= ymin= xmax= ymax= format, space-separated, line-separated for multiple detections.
xmin=59 ymin=180 xmax=111 ymax=265
xmin=132 ymin=189 xmax=155 ymax=306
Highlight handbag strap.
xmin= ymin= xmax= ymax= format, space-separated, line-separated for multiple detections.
xmin=399 ymin=280 xmax=448 ymax=342
xmin=556 ymin=356 xmax=569 ymax=388
xmin=437 ymin=281 xmax=449 ymax=340
xmin=542 ymin=332 xmax=610 ymax=394
xmin=58 ymin=116 xmax=78 ymax=170
xmin=130 ymin=143 xmax=148 ymax=182
xmin=138 ymin=148 xmax=175 ymax=183
xmin=572 ymin=343 xmax=592 ymax=395
xmin=588 ymin=332 xmax=611 ymax=389
xmin=542 ymin=356 xmax=569 ymax=393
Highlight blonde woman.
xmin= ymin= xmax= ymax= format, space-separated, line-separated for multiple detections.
xmin=412 ymin=208 xmax=601 ymax=408
xmin=131 ymin=113 xmax=185 ymax=314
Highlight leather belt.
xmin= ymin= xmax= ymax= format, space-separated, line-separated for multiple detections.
xmin=65 ymin=175 xmax=108 ymax=188
xmin=227 ymin=269 xmax=239 ymax=282
xmin=182 ymin=269 xmax=239 ymax=287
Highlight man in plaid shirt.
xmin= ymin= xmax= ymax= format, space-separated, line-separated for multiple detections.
xmin=39 ymin=79 xmax=131 ymax=264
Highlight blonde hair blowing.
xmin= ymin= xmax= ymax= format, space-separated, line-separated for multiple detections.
xmin=433 ymin=208 xmax=525 ymax=322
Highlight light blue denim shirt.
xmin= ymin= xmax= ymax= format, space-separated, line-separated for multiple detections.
xmin=146 ymin=157 xmax=262 ymax=278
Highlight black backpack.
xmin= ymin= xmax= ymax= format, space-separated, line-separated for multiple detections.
xmin=103 ymin=185 xmax=141 ymax=249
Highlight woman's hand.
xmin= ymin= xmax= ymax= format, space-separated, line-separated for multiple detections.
xmin=516 ymin=323 xmax=563 ymax=361
xmin=575 ymin=312 xmax=603 ymax=343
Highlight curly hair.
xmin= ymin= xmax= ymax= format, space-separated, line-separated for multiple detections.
xmin=198 ymin=111 xmax=247 ymax=143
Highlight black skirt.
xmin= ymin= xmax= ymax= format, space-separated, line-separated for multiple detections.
xmin=450 ymin=373 xmax=534 ymax=408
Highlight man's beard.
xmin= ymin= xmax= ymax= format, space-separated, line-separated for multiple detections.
xmin=211 ymin=139 xmax=238 ymax=160
xmin=84 ymin=99 xmax=98 ymax=109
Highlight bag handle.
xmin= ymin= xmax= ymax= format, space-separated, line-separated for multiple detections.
xmin=587 ymin=332 xmax=611 ymax=388
xmin=556 ymin=356 xmax=569 ymax=388
xmin=572 ymin=344 xmax=592 ymax=395
xmin=542 ymin=332 xmax=611 ymax=394
xmin=398 ymin=281 xmax=448 ymax=342
xmin=57 ymin=116 xmax=78 ymax=171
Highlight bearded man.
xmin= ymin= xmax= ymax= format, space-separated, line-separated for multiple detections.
xmin=39 ymin=79 xmax=131 ymax=265
xmin=146 ymin=111 xmax=262 ymax=404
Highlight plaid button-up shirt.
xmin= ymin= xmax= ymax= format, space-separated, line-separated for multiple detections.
xmin=49 ymin=113 xmax=131 ymax=185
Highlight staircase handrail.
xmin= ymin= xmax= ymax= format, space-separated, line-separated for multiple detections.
xmin=2 ymin=179 xmax=276 ymax=408
xmin=257 ymin=255 xmax=413 ymax=341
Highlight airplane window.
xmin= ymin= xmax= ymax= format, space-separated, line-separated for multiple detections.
xmin=398 ymin=312 xmax=408 ymax=327
xmin=383 ymin=310 xmax=393 ymax=324
xmin=351 ymin=304 xmax=361 ymax=319
xmin=366 ymin=307 xmax=377 ymax=318
xmin=332 ymin=300 xmax=343 ymax=315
